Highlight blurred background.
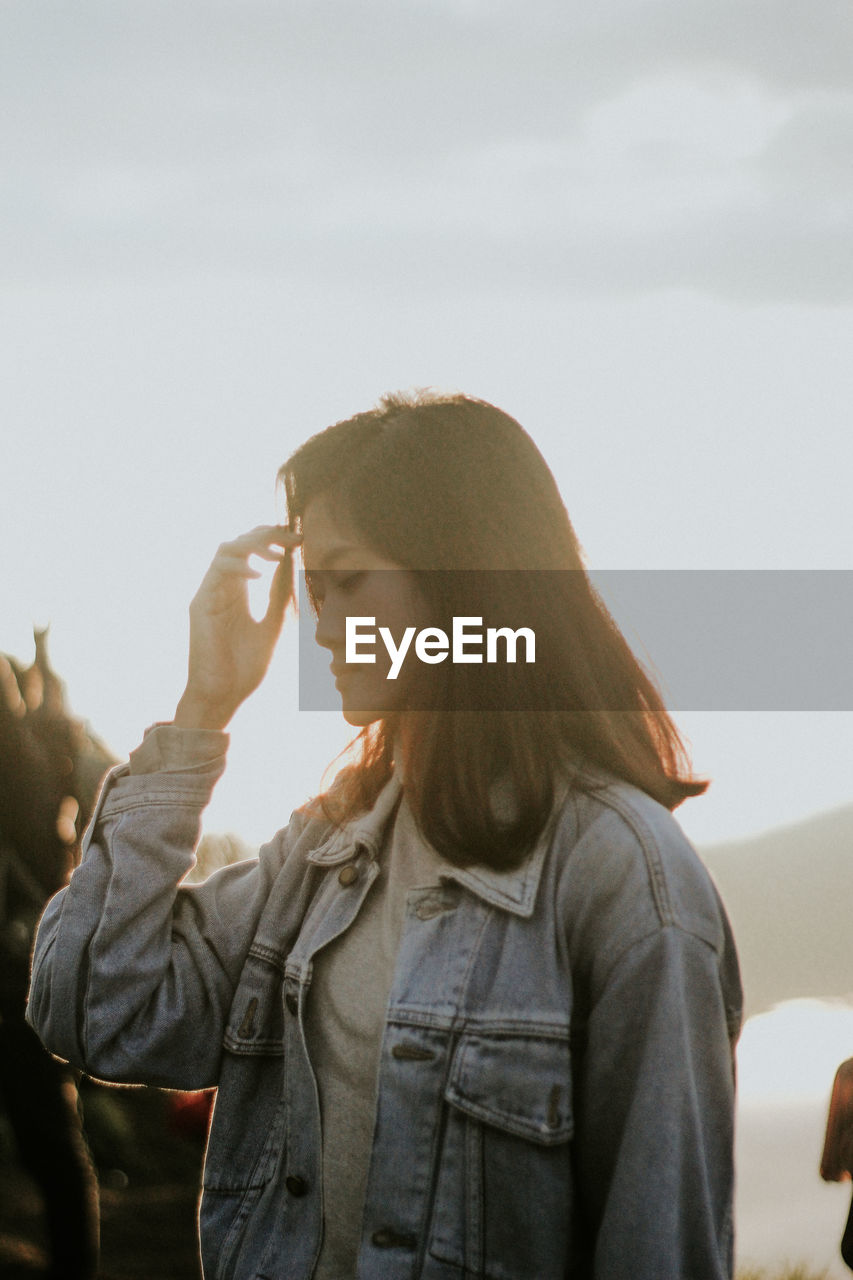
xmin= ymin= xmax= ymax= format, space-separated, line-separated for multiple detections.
xmin=3 ymin=1 xmax=853 ymax=1273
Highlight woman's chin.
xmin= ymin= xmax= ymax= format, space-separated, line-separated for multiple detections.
xmin=339 ymin=698 xmax=385 ymax=727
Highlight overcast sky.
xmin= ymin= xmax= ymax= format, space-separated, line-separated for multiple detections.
xmin=3 ymin=0 xmax=853 ymax=849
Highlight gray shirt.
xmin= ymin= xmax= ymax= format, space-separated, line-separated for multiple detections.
xmin=304 ymin=792 xmax=444 ymax=1279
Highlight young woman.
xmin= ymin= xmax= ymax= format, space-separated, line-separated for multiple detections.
xmin=28 ymin=392 xmax=742 ymax=1280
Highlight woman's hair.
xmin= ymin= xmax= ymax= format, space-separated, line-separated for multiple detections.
xmin=279 ymin=390 xmax=706 ymax=870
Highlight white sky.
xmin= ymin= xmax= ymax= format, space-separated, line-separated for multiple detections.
xmin=3 ymin=0 xmax=853 ymax=851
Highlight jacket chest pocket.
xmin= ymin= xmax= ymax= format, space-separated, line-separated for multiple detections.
xmin=428 ymin=1033 xmax=574 ymax=1280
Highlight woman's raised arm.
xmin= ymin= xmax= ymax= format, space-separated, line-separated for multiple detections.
xmin=26 ymin=526 xmax=303 ymax=1088
xmin=174 ymin=524 xmax=301 ymax=730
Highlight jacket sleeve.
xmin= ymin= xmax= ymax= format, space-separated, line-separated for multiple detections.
xmin=26 ymin=734 xmax=289 ymax=1091
xmin=571 ymin=921 xmax=738 ymax=1279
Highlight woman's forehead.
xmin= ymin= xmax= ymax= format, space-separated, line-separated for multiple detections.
xmin=301 ymin=498 xmax=399 ymax=570
xmin=301 ymin=500 xmax=359 ymax=566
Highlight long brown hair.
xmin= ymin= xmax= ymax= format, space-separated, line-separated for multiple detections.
xmin=280 ymin=391 xmax=706 ymax=869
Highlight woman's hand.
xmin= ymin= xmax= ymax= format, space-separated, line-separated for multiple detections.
xmin=173 ymin=525 xmax=302 ymax=730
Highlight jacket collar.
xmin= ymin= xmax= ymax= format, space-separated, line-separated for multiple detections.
xmin=307 ymin=773 xmax=404 ymax=867
xmin=307 ymin=773 xmax=568 ymax=919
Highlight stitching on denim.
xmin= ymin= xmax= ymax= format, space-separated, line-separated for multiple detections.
xmin=596 ymin=791 xmax=675 ymax=926
xmin=247 ymin=943 xmax=286 ymax=971
xmin=388 ymin=1009 xmax=572 ymax=1036
xmin=101 ymin=791 xmax=217 ymax=813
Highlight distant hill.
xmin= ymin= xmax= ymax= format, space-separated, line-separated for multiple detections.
xmin=700 ymin=805 xmax=853 ymax=1019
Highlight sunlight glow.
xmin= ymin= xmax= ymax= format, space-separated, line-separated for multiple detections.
xmin=738 ymin=1000 xmax=853 ymax=1106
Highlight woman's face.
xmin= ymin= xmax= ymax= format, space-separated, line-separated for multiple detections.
xmin=301 ymin=499 xmax=428 ymax=726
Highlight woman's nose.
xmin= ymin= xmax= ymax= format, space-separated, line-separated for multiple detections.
xmin=314 ymin=598 xmax=343 ymax=654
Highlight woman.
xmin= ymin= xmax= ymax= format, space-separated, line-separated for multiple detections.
xmin=28 ymin=391 xmax=742 ymax=1280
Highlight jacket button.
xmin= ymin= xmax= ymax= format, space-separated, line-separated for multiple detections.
xmin=285 ymin=1175 xmax=309 ymax=1197
xmin=285 ymin=992 xmax=298 ymax=1016
xmin=371 ymin=1228 xmax=416 ymax=1249
xmin=391 ymin=1043 xmax=435 ymax=1062
xmin=338 ymin=863 xmax=359 ymax=886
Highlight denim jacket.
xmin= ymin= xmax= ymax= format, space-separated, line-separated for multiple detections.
xmin=28 ymin=736 xmax=742 ymax=1280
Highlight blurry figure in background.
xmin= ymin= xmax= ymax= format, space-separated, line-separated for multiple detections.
xmin=0 ymin=630 xmax=113 ymax=1280
xmin=821 ymin=1056 xmax=853 ymax=1269
xmin=192 ymin=830 xmax=256 ymax=883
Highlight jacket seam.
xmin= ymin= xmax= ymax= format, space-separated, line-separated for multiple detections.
xmin=100 ymin=791 xmax=219 ymax=814
xmin=594 ymin=791 xmax=675 ymax=926
xmin=247 ymin=942 xmax=287 ymax=971
xmin=589 ymin=921 xmax=721 ymax=1018
xmin=566 ymin=790 xmax=681 ymax=929
xmin=387 ymin=1012 xmax=571 ymax=1037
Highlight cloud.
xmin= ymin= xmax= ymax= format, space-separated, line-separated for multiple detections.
xmin=2 ymin=0 xmax=853 ymax=301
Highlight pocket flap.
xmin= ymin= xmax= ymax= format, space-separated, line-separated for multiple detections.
xmin=445 ymin=1034 xmax=573 ymax=1144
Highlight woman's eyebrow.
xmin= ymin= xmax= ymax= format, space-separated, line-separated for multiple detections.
xmin=311 ymin=543 xmax=362 ymax=570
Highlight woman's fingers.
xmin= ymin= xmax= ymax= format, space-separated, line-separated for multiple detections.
xmin=263 ymin=548 xmax=298 ymax=627
xmin=178 ymin=526 xmax=302 ymax=728
xmin=216 ymin=525 xmax=302 ymax=561
xmin=210 ymin=556 xmax=263 ymax=580
xmin=201 ymin=526 xmax=303 ymax=591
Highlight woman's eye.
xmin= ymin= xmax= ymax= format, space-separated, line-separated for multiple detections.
xmin=304 ymin=569 xmax=363 ymax=610
xmin=334 ymin=571 xmax=364 ymax=593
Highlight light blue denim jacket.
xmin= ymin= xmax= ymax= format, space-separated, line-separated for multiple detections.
xmin=28 ymin=728 xmax=742 ymax=1280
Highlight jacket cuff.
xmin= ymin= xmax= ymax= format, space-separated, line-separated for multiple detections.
xmin=130 ymin=723 xmax=230 ymax=775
